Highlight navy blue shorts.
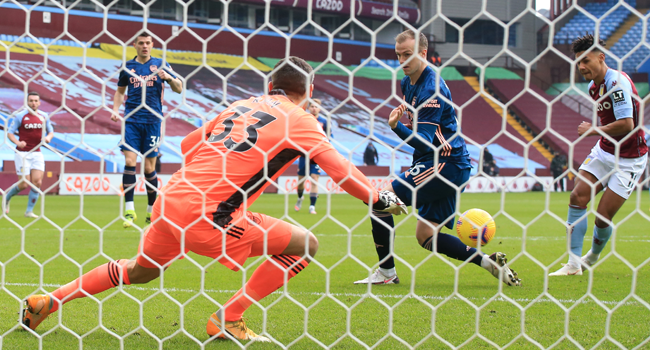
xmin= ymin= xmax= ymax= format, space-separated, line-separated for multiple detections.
xmin=392 ymin=161 xmax=470 ymax=229
xmin=120 ymin=122 xmax=161 ymax=158
xmin=297 ymin=156 xmax=321 ymax=176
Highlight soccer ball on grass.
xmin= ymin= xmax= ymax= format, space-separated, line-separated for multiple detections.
xmin=456 ymin=209 xmax=496 ymax=248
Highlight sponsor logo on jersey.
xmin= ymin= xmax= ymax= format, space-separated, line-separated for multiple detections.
xmin=423 ymin=99 xmax=441 ymax=108
xmin=612 ymin=90 xmax=625 ymax=104
xmin=597 ymin=101 xmax=612 ymax=111
xmin=24 ymin=123 xmax=43 ymax=129
xmin=129 ymin=74 xmax=159 ymax=88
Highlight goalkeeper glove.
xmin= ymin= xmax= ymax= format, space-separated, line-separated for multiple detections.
xmin=370 ymin=190 xmax=408 ymax=215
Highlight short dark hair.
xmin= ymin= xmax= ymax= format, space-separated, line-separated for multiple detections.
xmin=27 ymin=91 xmax=40 ymax=99
xmin=272 ymin=57 xmax=313 ymax=96
xmin=136 ymin=31 xmax=153 ymax=40
xmin=572 ymin=33 xmax=605 ymax=54
xmin=396 ymin=29 xmax=428 ymax=52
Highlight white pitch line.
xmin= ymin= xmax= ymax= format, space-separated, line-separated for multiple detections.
xmin=3 ymin=283 xmax=641 ymax=307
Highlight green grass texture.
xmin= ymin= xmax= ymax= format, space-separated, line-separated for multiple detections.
xmin=1 ymin=192 xmax=649 ymax=349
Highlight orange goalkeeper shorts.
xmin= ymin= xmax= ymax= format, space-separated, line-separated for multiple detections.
xmin=136 ymin=205 xmax=292 ymax=271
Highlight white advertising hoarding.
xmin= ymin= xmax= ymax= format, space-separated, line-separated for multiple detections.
xmin=275 ymin=176 xmax=554 ymax=194
xmin=59 ymin=174 xmax=553 ymax=195
xmin=59 ymin=173 xmax=173 ymax=195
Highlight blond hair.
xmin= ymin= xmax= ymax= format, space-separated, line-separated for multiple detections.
xmin=395 ymin=29 xmax=428 ymax=53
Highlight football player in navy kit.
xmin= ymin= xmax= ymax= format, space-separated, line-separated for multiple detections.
xmin=112 ymin=31 xmax=183 ymax=228
xmin=354 ymin=30 xmax=520 ymax=286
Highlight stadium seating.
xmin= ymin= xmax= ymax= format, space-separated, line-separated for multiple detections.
xmin=0 ymin=34 xmax=552 ymax=173
xmin=488 ymin=79 xmax=594 ymax=169
xmin=605 ymin=9 xmax=650 ymax=73
xmin=553 ymin=0 xmax=635 ymax=45
xmin=445 ymin=79 xmax=550 ymax=168
xmin=0 ymin=34 xmax=189 ymax=52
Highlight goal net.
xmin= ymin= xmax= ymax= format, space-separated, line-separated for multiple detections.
xmin=1 ymin=0 xmax=649 ymax=349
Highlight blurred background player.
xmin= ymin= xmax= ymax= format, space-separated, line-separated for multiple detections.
xmin=294 ymin=98 xmax=328 ymax=214
xmin=482 ymin=148 xmax=499 ymax=176
xmin=550 ymin=34 xmax=647 ymax=276
xmin=363 ymin=141 xmax=379 ymax=166
xmin=550 ymin=153 xmax=568 ymax=192
xmin=4 ymin=92 xmax=54 ymax=218
xmin=23 ymin=57 xmax=405 ymax=340
xmin=354 ymin=30 xmax=520 ymax=286
xmin=112 ymin=31 xmax=183 ymax=228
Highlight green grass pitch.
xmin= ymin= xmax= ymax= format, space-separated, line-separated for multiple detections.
xmin=1 ymin=191 xmax=649 ymax=349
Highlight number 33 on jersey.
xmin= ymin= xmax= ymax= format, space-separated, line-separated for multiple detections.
xmin=174 ymin=91 xmax=334 ymax=209
xmin=207 ymin=106 xmax=277 ymax=152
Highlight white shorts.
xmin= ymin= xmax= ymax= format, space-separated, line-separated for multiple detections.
xmin=579 ymin=143 xmax=648 ymax=199
xmin=14 ymin=151 xmax=45 ymax=176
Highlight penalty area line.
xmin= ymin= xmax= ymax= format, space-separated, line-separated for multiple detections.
xmin=3 ymin=282 xmax=641 ymax=306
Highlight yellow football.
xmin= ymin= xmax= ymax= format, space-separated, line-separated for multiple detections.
xmin=456 ymin=209 xmax=496 ymax=248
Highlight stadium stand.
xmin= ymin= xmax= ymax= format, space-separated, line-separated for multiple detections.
xmin=447 ymin=68 xmax=550 ymax=167
xmin=487 ymin=78 xmax=594 ymax=169
xmin=0 ymin=35 xmax=548 ymax=173
xmin=605 ymin=9 xmax=650 ymax=73
xmin=372 ymin=0 xmax=418 ymax=7
xmin=554 ymin=0 xmax=635 ymax=45
xmin=448 ymin=77 xmax=550 ymax=170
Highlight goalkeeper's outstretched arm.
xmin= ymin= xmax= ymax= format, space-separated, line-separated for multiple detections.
xmin=312 ymin=148 xmax=378 ymax=205
xmin=312 ymin=148 xmax=405 ymax=214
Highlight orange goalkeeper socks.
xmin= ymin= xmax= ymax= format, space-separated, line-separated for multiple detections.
xmin=223 ymin=255 xmax=308 ymax=322
xmin=50 ymin=259 xmax=131 ymax=313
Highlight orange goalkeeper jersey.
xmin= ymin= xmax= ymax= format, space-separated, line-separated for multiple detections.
xmin=160 ymin=91 xmax=346 ymax=228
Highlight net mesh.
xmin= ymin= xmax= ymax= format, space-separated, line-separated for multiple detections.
xmin=1 ymin=0 xmax=650 ymax=349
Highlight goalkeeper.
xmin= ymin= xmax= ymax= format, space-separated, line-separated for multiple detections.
xmin=22 ymin=56 xmax=406 ymax=341
xmin=354 ymin=30 xmax=521 ymax=286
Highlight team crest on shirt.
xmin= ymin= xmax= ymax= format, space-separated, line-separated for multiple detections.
xmin=412 ymin=96 xmax=417 ymax=106
xmin=150 ymin=65 xmax=158 ymax=72
xmin=599 ymin=84 xmax=604 ymax=96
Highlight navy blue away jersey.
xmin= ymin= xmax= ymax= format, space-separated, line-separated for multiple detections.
xmin=118 ymin=57 xmax=176 ymax=124
xmin=395 ymin=66 xmax=471 ymax=168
